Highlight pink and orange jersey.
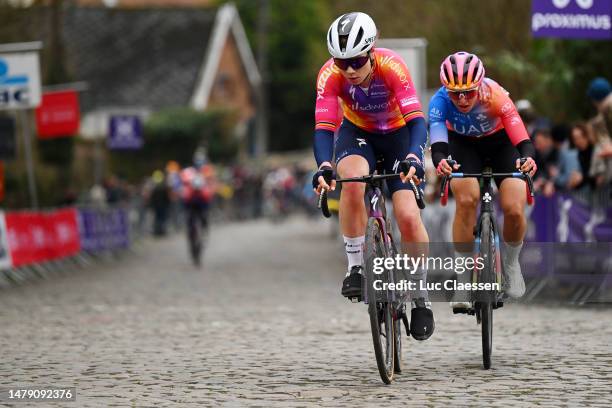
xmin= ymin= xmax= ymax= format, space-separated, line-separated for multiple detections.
xmin=315 ymin=48 xmax=424 ymax=134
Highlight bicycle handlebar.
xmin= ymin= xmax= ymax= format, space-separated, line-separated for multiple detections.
xmin=439 ymin=159 xmax=535 ymax=206
xmin=317 ymin=173 xmax=425 ymax=218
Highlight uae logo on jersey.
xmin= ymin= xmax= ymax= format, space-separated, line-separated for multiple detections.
xmin=476 ymin=113 xmax=487 ymax=121
xmin=357 ymin=138 xmax=367 ymax=147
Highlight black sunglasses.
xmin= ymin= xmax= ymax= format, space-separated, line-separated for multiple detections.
xmin=333 ymin=55 xmax=370 ymax=71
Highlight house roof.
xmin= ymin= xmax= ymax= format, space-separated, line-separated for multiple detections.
xmin=61 ymin=6 xmax=217 ymax=112
xmin=190 ymin=3 xmax=261 ymax=110
xmin=1 ymin=3 xmax=260 ymax=115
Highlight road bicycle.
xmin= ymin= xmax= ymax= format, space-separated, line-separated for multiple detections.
xmin=318 ymin=160 xmax=425 ymax=384
xmin=439 ymin=158 xmax=534 ymax=369
xmin=186 ymin=204 xmax=209 ymax=266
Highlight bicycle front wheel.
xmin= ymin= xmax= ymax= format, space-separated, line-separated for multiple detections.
xmin=478 ymin=213 xmax=496 ymax=369
xmin=364 ymin=218 xmax=395 ymax=384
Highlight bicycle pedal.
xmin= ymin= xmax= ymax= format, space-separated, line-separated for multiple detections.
xmin=452 ymin=307 xmax=470 ymax=314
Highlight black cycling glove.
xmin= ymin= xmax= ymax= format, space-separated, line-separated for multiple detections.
xmin=312 ymin=165 xmax=335 ymax=189
xmin=398 ymin=158 xmax=425 ymax=181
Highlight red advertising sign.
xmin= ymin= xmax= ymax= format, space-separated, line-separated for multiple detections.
xmin=35 ymin=90 xmax=80 ymax=138
xmin=5 ymin=208 xmax=81 ymax=267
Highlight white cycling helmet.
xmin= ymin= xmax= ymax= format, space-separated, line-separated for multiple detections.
xmin=327 ymin=12 xmax=377 ymax=59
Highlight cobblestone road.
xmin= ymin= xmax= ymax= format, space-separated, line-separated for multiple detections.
xmin=1 ymin=216 xmax=611 ymax=407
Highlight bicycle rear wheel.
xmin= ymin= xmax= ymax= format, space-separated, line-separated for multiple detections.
xmin=478 ymin=213 xmax=496 ymax=369
xmin=188 ymin=212 xmax=202 ymax=266
xmin=364 ymin=218 xmax=395 ymax=384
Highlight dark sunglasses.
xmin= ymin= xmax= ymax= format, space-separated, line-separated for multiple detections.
xmin=333 ymin=55 xmax=370 ymax=71
xmin=448 ymin=88 xmax=479 ymax=101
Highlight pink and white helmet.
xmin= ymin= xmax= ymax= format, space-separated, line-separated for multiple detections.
xmin=440 ymin=52 xmax=485 ymax=91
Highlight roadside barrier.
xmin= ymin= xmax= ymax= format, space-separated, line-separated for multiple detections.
xmin=0 ymin=206 xmax=134 ymax=288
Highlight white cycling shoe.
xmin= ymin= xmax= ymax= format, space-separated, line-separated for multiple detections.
xmin=502 ymin=257 xmax=526 ymax=298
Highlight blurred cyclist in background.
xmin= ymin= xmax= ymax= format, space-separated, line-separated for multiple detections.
xmin=180 ymin=148 xmax=216 ymax=265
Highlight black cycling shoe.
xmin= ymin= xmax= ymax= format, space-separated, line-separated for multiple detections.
xmin=410 ymin=298 xmax=435 ymax=341
xmin=341 ymin=266 xmax=363 ymax=300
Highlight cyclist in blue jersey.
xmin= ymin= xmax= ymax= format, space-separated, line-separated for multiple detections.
xmin=428 ymin=52 xmax=537 ymax=309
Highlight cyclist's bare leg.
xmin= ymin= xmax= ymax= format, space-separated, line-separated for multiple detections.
xmin=498 ymin=178 xmax=527 ymax=298
xmin=499 ymin=178 xmax=527 ymax=243
xmin=337 ymin=155 xmax=369 ymax=298
xmin=393 ymin=189 xmax=434 ymax=339
xmin=392 ymin=188 xmax=429 ymax=291
xmin=337 ymin=155 xmax=369 ymax=238
xmin=391 ymin=189 xmax=428 ymax=251
xmin=450 ymin=178 xmax=480 ymax=307
xmin=450 ymin=178 xmax=480 ymax=249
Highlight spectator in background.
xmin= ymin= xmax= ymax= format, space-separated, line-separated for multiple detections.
xmin=104 ymin=175 xmax=122 ymax=205
xmin=533 ymin=128 xmax=557 ymax=197
xmin=569 ymin=123 xmax=596 ymax=190
xmin=89 ymin=184 xmax=107 ymax=207
xmin=165 ymin=160 xmax=183 ymax=231
xmin=551 ymin=124 xmax=581 ymax=193
xmin=516 ymin=99 xmax=537 ymax=137
xmin=532 ymin=125 xmax=580 ymax=196
xmin=587 ymin=78 xmax=612 ymax=186
xmin=149 ymin=170 xmax=171 ymax=237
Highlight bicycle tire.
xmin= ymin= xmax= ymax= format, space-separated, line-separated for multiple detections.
xmin=388 ymin=234 xmax=403 ymax=374
xmin=188 ymin=218 xmax=202 ymax=266
xmin=364 ymin=218 xmax=395 ymax=384
xmin=478 ymin=213 xmax=495 ymax=369
xmin=393 ymin=314 xmax=402 ymax=373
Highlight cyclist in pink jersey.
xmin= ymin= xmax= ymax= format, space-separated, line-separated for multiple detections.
xmin=428 ymin=51 xmax=538 ymax=308
xmin=312 ymin=12 xmax=433 ymax=341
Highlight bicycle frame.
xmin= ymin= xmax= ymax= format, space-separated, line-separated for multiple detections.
xmin=318 ymin=171 xmax=424 ymax=305
xmin=317 ymin=170 xmax=425 ymax=383
xmin=363 ymin=181 xmax=395 ymax=306
xmin=440 ymin=168 xmax=535 ymax=302
xmin=453 ymin=168 xmax=504 ymax=298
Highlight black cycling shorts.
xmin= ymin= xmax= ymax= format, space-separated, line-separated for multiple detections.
xmin=334 ymin=119 xmax=415 ymax=195
xmin=448 ymin=129 xmax=520 ymax=187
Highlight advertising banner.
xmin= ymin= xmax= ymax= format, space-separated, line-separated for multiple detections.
xmin=108 ymin=115 xmax=143 ymax=150
xmin=5 ymin=208 xmax=80 ymax=267
xmin=0 ymin=211 xmax=11 ymax=269
xmin=0 ymin=52 xmax=42 ymax=110
xmin=35 ymin=90 xmax=80 ymax=138
xmin=525 ymin=194 xmax=612 ymax=243
xmin=78 ymin=208 xmax=129 ymax=252
xmin=531 ymin=0 xmax=612 ymax=40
